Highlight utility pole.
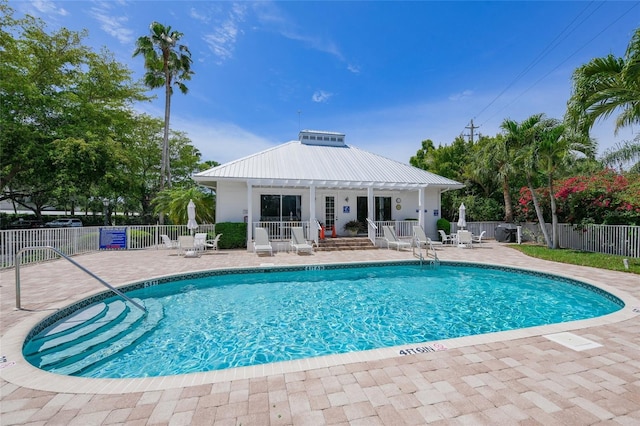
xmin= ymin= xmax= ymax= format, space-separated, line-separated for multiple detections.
xmin=465 ymin=119 xmax=479 ymax=143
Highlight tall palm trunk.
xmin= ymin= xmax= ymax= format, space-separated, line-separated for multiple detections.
xmin=548 ymin=174 xmax=559 ymax=249
xmin=502 ymin=176 xmax=514 ymax=222
xmin=527 ymin=174 xmax=551 ymax=247
xmin=158 ymin=59 xmax=172 ymax=226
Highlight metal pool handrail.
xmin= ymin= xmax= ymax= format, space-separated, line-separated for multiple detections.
xmin=15 ymin=246 xmax=146 ymax=313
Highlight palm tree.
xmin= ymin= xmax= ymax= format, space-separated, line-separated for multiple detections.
xmin=134 ymin=22 xmax=193 ymax=195
xmin=537 ymin=119 xmax=597 ymax=248
xmin=152 ymin=186 xmax=215 ymax=225
xmin=475 ymin=134 xmax=515 ymax=222
xmin=601 ymin=135 xmax=640 ymax=172
xmin=501 ymin=113 xmax=552 ymax=247
xmin=566 ymin=27 xmax=640 ymax=135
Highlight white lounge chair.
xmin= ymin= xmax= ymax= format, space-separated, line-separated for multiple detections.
xmin=438 ymin=230 xmax=455 ymax=245
xmin=253 ymin=227 xmax=273 ymax=256
xmin=383 ymin=225 xmax=411 ymax=251
xmin=472 ymin=230 xmax=486 ymax=245
xmin=161 ymin=234 xmax=178 ymax=250
xmin=193 ymin=233 xmax=208 ymax=252
xmin=413 ymin=225 xmax=442 ymax=249
xmin=205 ymin=233 xmax=223 ymax=251
xmin=457 ymin=230 xmax=473 ymax=249
xmin=177 ymin=235 xmax=200 ymax=257
xmin=291 ymin=227 xmax=313 ymax=254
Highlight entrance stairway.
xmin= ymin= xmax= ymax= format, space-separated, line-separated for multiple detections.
xmin=315 ymin=236 xmax=378 ymax=251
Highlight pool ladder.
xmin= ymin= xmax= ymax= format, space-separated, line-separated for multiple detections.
xmin=15 ymin=246 xmax=146 ymax=313
xmin=413 ymin=240 xmax=440 ymax=269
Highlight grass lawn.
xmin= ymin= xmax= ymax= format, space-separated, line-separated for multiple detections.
xmin=509 ymin=244 xmax=640 ymax=274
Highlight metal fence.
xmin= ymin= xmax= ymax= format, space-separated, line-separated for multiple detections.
xmin=3 ymin=221 xmax=637 ymax=269
xmin=451 ymin=221 xmax=639 ymax=258
xmin=0 ymin=225 xmax=216 ymax=270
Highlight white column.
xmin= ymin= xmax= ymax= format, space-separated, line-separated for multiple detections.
xmin=246 ymin=182 xmax=253 ymax=251
xmin=367 ymin=186 xmax=375 ymax=241
xmin=309 ymin=185 xmax=317 ymax=241
xmin=418 ymin=186 xmax=425 ymax=229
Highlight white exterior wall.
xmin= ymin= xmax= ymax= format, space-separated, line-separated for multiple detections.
xmin=216 ymin=182 xmax=443 ymax=239
xmin=423 ymin=190 xmax=442 ymax=239
xmin=215 ymin=181 xmax=247 ymax=223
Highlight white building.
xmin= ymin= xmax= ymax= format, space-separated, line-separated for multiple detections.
xmin=194 ymin=130 xmax=463 ymax=248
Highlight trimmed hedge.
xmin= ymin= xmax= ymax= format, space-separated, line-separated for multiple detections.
xmin=436 ymin=218 xmax=451 ymax=239
xmin=216 ymin=222 xmax=247 ymax=249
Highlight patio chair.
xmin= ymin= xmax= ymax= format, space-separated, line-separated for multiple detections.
xmin=161 ymin=234 xmax=178 ymax=250
xmin=193 ymin=233 xmax=208 ymax=252
xmin=438 ymin=230 xmax=455 ymax=245
xmin=253 ymin=227 xmax=273 ymax=256
xmin=177 ymin=235 xmax=200 ymax=257
xmin=413 ymin=225 xmax=442 ymax=249
xmin=291 ymin=227 xmax=313 ymax=254
xmin=383 ymin=225 xmax=411 ymax=251
xmin=472 ymin=230 xmax=486 ymax=245
xmin=457 ymin=230 xmax=473 ymax=249
xmin=204 ymin=233 xmax=223 ymax=251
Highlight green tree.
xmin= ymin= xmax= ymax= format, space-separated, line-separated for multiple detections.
xmin=152 ymin=187 xmax=215 ymax=225
xmin=567 ymin=27 xmax=640 ymax=135
xmin=472 ymin=134 xmax=515 ymax=222
xmin=0 ymin=2 xmax=147 ymax=217
xmin=115 ymin=114 xmax=204 ymax=223
xmin=536 ymin=119 xmax=597 ymax=248
xmin=501 ymin=114 xmax=552 ymax=246
xmin=601 ymin=135 xmax=640 ymax=172
xmin=133 ymin=22 xmax=194 ymax=197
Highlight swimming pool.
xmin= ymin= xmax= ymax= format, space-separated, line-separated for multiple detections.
xmin=23 ymin=261 xmax=623 ymax=378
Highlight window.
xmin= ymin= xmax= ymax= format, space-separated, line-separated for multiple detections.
xmin=375 ymin=197 xmax=392 ymax=221
xmin=260 ymin=195 xmax=301 ymax=221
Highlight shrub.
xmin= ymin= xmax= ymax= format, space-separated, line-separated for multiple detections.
xmin=129 ymin=229 xmax=152 ymax=247
xmin=343 ymin=220 xmax=363 ymax=232
xmin=436 ymin=218 xmax=450 ymax=237
xmin=215 ymin=222 xmax=247 ymax=249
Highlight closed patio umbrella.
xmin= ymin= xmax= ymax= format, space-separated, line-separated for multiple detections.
xmin=187 ymin=199 xmax=198 ymax=235
xmin=457 ymin=203 xmax=467 ymax=230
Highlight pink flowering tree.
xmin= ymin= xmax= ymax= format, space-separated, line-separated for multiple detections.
xmin=517 ymin=170 xmax=640 ymax=226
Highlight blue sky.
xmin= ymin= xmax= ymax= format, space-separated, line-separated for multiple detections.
xmin=13 ymin=1 xmax=640 ymax=165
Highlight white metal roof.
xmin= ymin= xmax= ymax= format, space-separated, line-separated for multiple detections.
xmin=194 ymin=139 xmax=464 ymax=190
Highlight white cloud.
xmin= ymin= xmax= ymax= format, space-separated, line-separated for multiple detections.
xmin=189 ymin=8 xmax=210 ymax=24
xmin=347 ymin=64 xmax=361 ymax=74
xmin=30 ymin=0 xmax=68 ymax=17
xmin=89 ymin=4 xmax=134 ymax=45
xmin=312 ymin=90 xmax=333 ymax=103
xmin=252 ymin=1 xmax=347 ymax=63
xmin=448 ymin=90 xmax=474 ymax=102
xmin=202 ymin=3 xmax=247 ymax=63
xmin=170 ymin=118 xmax=274 ymax=165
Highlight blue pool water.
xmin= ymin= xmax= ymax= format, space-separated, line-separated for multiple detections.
xmin=24 ymin=263 xmax=623 ymax=378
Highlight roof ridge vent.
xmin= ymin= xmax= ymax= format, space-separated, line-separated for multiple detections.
xmin=298 ymin=130 xmax=346 ymax=147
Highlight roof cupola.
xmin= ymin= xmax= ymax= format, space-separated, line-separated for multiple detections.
xmin=298 ymin=130 xmax=346 ymax=147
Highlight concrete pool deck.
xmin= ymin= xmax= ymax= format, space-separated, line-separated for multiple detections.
xmin=1 ymin=242 xmax=639 ymax=425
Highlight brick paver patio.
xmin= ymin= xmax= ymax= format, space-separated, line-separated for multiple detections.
xmin=1 ymin=242 xmax=639 ymax=425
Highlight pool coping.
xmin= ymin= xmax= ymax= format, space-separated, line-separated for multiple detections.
xmin=2 ymin=259 xmax=639 ymax=395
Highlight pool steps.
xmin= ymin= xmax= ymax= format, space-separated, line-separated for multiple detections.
xmin=24 ymin=299 xmax=163 ymax=376
xmin=28 ymin=301 xmax=127 ymax=353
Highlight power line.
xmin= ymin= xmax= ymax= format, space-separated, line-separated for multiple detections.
xmin=473 ymin=1 xmax=602 ymax=123
xmin=480 ymin=1 xmax=639 ymax=127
